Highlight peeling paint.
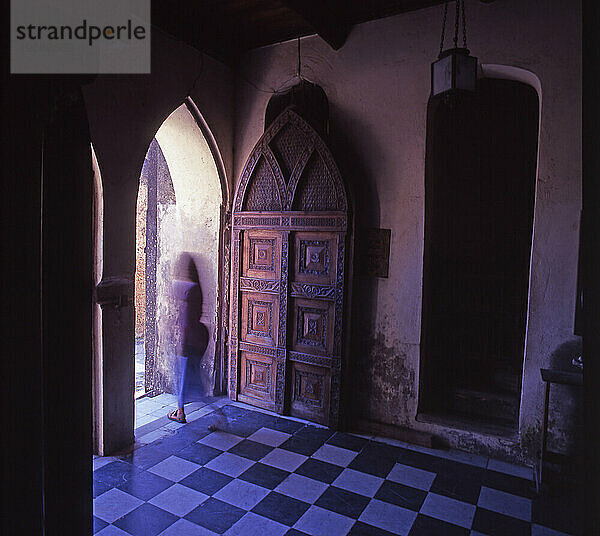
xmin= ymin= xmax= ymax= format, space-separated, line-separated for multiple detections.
xmin=357 ymin=332 xmax=416 ymax=427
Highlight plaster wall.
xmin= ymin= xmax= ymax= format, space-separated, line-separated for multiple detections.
xmin=233 ymin=0 xmax=581 ymax=463
xmin=154 ymin=104 xmax=222 ymax=397
xmin=83 ymin=28 xmax=233 ymax=454
xmin=91 ymin=145 xmax=104 ymax=453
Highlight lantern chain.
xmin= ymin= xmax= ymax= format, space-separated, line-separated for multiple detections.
xmin=439 ymin=0 xmax=468 ymax=55
xmin=461 ymin=0 xmax=467 ymax=48
xmin=454 ymin=0 xmax=460 ymax=49
xmin=439 ymin=1 xmax=449 ymax=57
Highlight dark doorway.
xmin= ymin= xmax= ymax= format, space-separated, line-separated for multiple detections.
xmin=418 ymin=78 xmax=539 ymax=431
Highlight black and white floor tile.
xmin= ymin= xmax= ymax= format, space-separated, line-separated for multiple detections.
xmin=92 ymin=396 xmax=580 ymax=536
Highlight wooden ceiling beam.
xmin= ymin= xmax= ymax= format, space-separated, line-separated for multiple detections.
xmin=280 ymin=0 xmax=351 ymax=50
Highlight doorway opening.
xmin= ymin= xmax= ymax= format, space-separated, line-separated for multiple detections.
xmin=134 ymin=102 xmax=226 ymax=405
xmin=135 ymin=138 xmax=175 ymax=399
xmin=418 ymin=77 xmax=539 ymax=431
xmin=134 ymin=164 xmax=147 ymax=399
xmin=92 ymin=99 xmax=228 ymax=455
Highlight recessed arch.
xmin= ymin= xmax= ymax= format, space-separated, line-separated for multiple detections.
xmin=184 ymin=97 xmax=231 ymax=209
xmin=229 ymin=105 xmax=351 ymax=428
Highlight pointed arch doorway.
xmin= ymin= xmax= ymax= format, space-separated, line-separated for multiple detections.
xmin=229 ymin=106 xmax=351 ymax=428
xmin=91 ymin=98 xmax=230 ymax=455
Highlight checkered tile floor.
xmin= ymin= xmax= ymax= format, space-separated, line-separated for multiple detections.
xmin=93 ymin=396 xmax=580 ymax=536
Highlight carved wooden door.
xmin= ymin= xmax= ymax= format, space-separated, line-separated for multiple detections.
xmin=229 ymin=108 xmax=349 ymax=427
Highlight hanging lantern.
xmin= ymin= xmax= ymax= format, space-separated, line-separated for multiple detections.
xmin=431 ymin=1 xmax=478 ymax=96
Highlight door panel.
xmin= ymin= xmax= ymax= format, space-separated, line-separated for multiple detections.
xmin=293 ymin=232 xmax=338 ymax=285
xmin=238 ymin=228 xmax=283 ymax=407
xmin=240 ymin=292 xmax=278 ymax=347
xmin=243 ymin=230 xmax=281 ymax=280
xmin=239 ymin=351 xmax=276 ymax=409
xmin=291 ymin=298 xmax=334 ymax=356
xmin=290 ymin=361 xmax=331 ymax=424
xmin=289 ymin=232 xmax=337 ymax=423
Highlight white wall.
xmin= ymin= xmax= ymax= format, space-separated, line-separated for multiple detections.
xmin=233 ymin=0 xmax=581 ymax=462
xmin=155 ymin=104 xmax=223 ymax=396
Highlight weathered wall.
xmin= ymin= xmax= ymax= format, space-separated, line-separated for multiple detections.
xmin=234 ymin=0 xmax=581 ymax=463
xmin=134 ymin=180 xmax=147 ymax=339
xmin=155 ymin=104 xmax=222 ymax=398
xmin=83 ymin=28 xmax=233 ymax=454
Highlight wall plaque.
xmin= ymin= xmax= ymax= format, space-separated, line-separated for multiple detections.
xmin=356 ymin=228 xmax=391 ymax=278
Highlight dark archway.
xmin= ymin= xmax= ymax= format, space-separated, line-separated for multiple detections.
xmin=418 ymin=78 xmax=539 ymax=431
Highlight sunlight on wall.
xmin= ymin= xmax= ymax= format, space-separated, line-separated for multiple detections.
xmin=91 ymin=143 xmax=104 ymax=454
xmin=154 ymin=103 xmax=222 ymax=395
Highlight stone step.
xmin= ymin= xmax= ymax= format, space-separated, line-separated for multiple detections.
xmin=451 ymin=388 xmax=519 ymax=423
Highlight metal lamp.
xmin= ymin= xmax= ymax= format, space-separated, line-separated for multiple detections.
xmin=431 ymin=1 xmax=478 ymax=96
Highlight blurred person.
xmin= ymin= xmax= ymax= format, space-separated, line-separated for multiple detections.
xmin=167 ymin=253 xmax=210 ymax=424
